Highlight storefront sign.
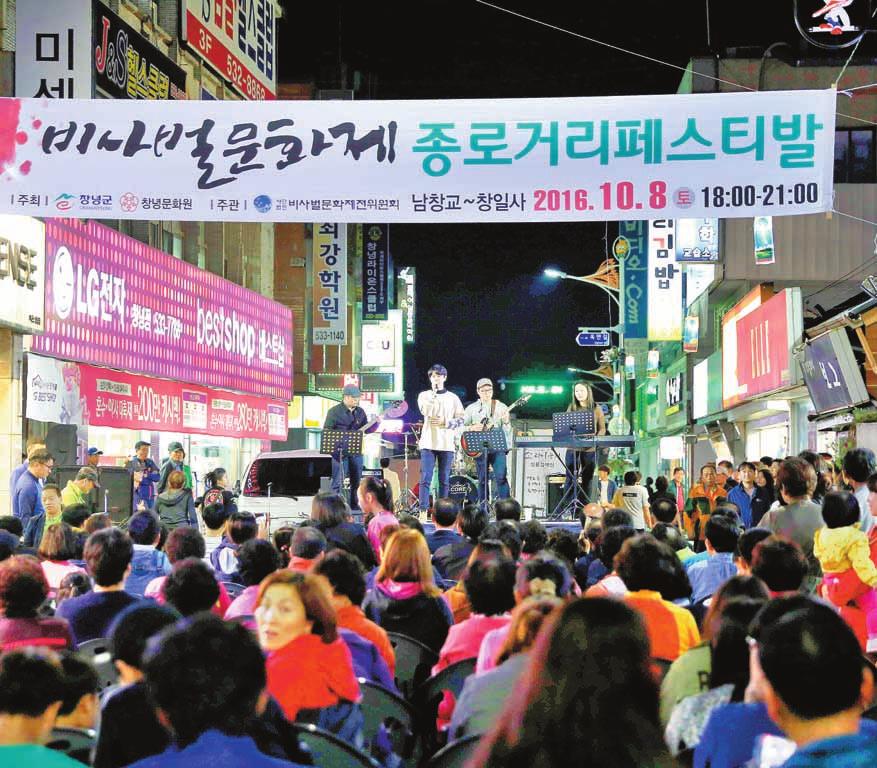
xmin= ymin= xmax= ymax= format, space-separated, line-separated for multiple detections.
xmin=0 ymin=89 xmax=835 ymax=222
xmin=92 ymin=1 xmax=187 ymax=101
xmin=181 ymin=0 xmax=276 ymax=100
xmin=362 ymin=322 xmax=396 ymax=368
xmin=398 ymin=266 xmax=416 ymax=344
xmin=26 ymin=354 xmax=287 ymax=440
xmin=722 ymin=285 xmax=772 ymax=409
xmin=692 ymin=358 xmax=709 ymax=420
xmin=797 ymin=328 xmax=870 ymax=415
xmin=684 ymin=263 xmax=715 ymax=309
xmin=621 ymin=220 xmax=648 ymax=339
xmin=647 ymin=220 xmax=683 ymax=341
xmin=675 ymin=218 xmax=719 ymax=262
xmin=0 ymin=215 xmax=46 ymax=333
xmin=31 ymin=219 xmax=292 ymax=400
xmin=312 ymin=223 xmax=347 ymax=345
xmin=15 ymin=0 xmax=92 ymax=99
xmin=665 ymin=370 xmax=684 ymax=415
xmin=362 ymin=224 xmax=389 ymax=321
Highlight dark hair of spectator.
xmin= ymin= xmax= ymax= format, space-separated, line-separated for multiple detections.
xmin=713 ymin=502 xmax=740 ymax=522
xmin=709 ymin=597 xmax=767 ymax=700
xmin=42 ymin=483 xmax=61 ymax=497
xmin=127 ymin=511 xmax=161 ymax=545
xmin=161 ymin=558 xmax=220 ymax=617
xmin=546 ymin=528 xmax=579 ymax=568
xmin=156 ymin=523 xmax=169 ymax=552
xmin=737 ymin=528 xmax=772 ymax=567
xmin=433 ymin=497 xmax=460 ymax=527
xmin=519 ymin=519 xmax=548 ymax=555
xmin=0 ymin=649 xmax=65 ymax=717
xmin=62 ymin=504 xmax=91 ymax=529
xmin=142 ymin=614 xmax=267 ymax=747
xmin=56 ymin=572 xmax=92 ymax=606
xmin=359 ymin=476 xmax=394 ymax=511
xmin=314 ymin=549 xmax=367 ymax=607
xmin=310 ymin=492 xmax=349 ymax=527
xmin=701 ymin=574 xmax=771 ymax=641
xmin=204 ymin=468 xmax=227 ymax=489
xmin=256 ymin=570 xmax=338 ymax=643
xmin=598 ymin=525 xmax=638 ymax=571
xmin=379 ymin=457 xmax=390 ymax=469
xmin=473 ymin=598 xmax=669 ymax=768
xmin=83 ymin=512 xmax=111 ymax=535
xmin=494 ymin=498 xmax=522 ymax=522
xmin=822 ymin=490 xmax=861 ymax=529
xmin=750 ymin=536 xmax=808 ymax=593
xmin=0 ymin=555 xmax=49 ymax=618
xmin=459 ymin=503 xmax=489 ymax=542
xmin=464 ymin=553 xmax=516 ymax=616
xmin=705 ymin=515 xmax=740 ymax=553
xmin=109 ymin=602 xmax=181 ymax=669
xmin=237 ymin=539 xmax=281 ymax=587
xmin=0 ymin=516 xmax=23 ymax=538
xmin=651 ymin=523 xmax=687 ymax=552
xmin=227 ymin=511 xmax=258 ymax=546
xmin=481 ymin=521 xmax=522 ymax=561
xmin=776 ymin=457 xmax=817 ymax=499
xmin=272 ymin=526 xmax=295 ymax=568
xmin=516 ymin=552 xmax=573 ymax=598
xmin=623 ymin=470 xmax=638 ymax=486
xmin=290 ymin=526 xmax=327 ymax=559
xmin=602 ymin=507 xmax=634 ymax=530
xmin=397 ymin=513 xmax=425 ymax=536
xmin=651 ymin=498 xmax=677 ymax=525
xmin=84 ymin=528 xmax=133 ymax=587
xmin=38 ymin=522 xmax=79 ymax=561
xmin=867 ymin=472 xmax=877 ymax=495
xmin=615 ymin=535 xmax=693 ymax=601
xmin=201 ymin=502 xmax=229 ymax=531
xmin=164 ymin=527 xmax=206 ymax=563
xmin=654 ymin=476 xmax=669 ymax=494
xmin=843 ymin=447 xmax=876 ymax=484
xmin=58 ymin=652 xmax=99 ymax=716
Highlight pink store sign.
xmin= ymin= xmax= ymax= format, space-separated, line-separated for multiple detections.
xmin=32 ymin=219 xmax=292 ymax=401
xmin=78 ymin=363 xmax=287 ymax=441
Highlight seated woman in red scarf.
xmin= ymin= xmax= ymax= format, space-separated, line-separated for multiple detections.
xmin=0 ymin=555 xmax=72 ymax=651
xmin=256 ymin=570 xmax=362 ymax=744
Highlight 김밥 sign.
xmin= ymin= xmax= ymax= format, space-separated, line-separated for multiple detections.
xmin=647 ymin=220 xmax=683 ymax=341
xmin=0 ymin=89 xmax=835 ymax=223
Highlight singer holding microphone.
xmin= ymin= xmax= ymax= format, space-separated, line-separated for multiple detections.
xmin=417 ymin=364 xmax=464 ymax=514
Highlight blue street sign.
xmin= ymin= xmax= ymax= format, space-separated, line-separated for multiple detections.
xmin=576 ymin=330 xmax=611 ymax=347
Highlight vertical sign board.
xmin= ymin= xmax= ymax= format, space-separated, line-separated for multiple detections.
xmin=15 ymin=0 xmax=92 ymax=98
xmin=0 ymin=215 xmax=46 ymax=333
xmin=620 ymin=221 xmax=648 ymax=339
xmin=722 ymin=286 xmax=773 ymax=409
xmin=398 ymin=267 xmax=416 ymax=344
xmin=312 ymin=224 xmax=348 ymax=345
xmin=675 ymin=218 xmax=720 ymax=262
xmin=181 ymin=0 xmax=277 ymax=100
xmin=647 ymin=220 xmax=683 ymax=341
xmin=362 ymin=224 xmax=389 ymax=321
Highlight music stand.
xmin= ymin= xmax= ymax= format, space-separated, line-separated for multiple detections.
xmin=320 ymin=430 xmax=363 ymax=501
xmin=462 ymin=428 xmax=508 ymax=513
xmin=550 ymin=411 xmax=597 ymax=520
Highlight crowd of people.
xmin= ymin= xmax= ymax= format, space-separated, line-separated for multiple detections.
xmin=2 ymin=441 xmax=877 ymax=766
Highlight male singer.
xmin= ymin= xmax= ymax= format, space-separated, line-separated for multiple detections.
xmin=463 ymin=378 xmax=512 ymax=507
xmin=323 ymin=383 xmax=368 ymax=510
xmin=417 ymin=364 xmax=464 ymax=513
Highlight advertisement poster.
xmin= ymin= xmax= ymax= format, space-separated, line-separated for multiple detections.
xmin=312 ymin=223 xmax=348 ymax=345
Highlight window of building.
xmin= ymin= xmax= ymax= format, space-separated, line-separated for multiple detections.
xmin=834 ymin=129 xmax=876 ymax=183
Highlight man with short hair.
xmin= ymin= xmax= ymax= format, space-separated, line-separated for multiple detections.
xmin=493 ymin=497 xmax=522 ymax=523
xmin=669 ymin=467 xmax=687 ymax=517
xmin=0 ymin=649 xmax=84 ymax=767
xmin=686 ymin=464 xmax=728 ymax=548
xmin=12 ymin=449 xmax=54 ymax=548
xmin=717 ymin=460 xmax=738 ymax=490
xmin=843 ymin=447 xmax=877 ymax=533
xmin=10 ymin=437 xmax=46 ymax=517
xmin=288 ymin=526 xmax=327 ymax=572
xmin=323 ymin=385 xmax=368 ymax=510
xmin=41 ymin=484 xmax=64 ymax=533
xmin=727 ymin=461 xmax=758 ymax=528
xmin=686 ymin=515 xmax=741 ymax=603
xmin=617 ymin=471 xmax=650 ymax=532
xmin=426 ymin=498 xmax=462 ymax=554
xmin=463 ymin=378 xmax=512 ymax=505
xmin=127 ymin=441 xmax=161 ymax=511
xmin=433 ymin=503 xmax=488 ymax=580
xmin=56 ymin=528 xmax=140 ymax=644
xmin=60 ymin=467 xmax=99 ymax=511
xmin=55 ymin=653 xmax=100 ymax=738
xmin=750 ymin=536 xmax=809 ymax=596
xmin=595 ymin=465 xmax=617 ymax=509
xmin=756 ymin=598 xmax=877 ymax=767
xmin=125 ymin=512 xmax=172 ymax=596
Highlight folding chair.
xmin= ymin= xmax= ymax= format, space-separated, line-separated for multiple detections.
xmin=425 ymin=734 xmax=482 ymax=768
xmin=292 ymin=723 xmax=380 ymax=768
xmin=414 ymin=657 xmax=477 ymax=757
xmin=387 ymin=631 xmax=438 ymax=700
xmin=76 ymin=637 xmax=119 ymax=691
xmin=359 ymin=678 xmax=419 ymax=767
xmin=46 ymin=727 xmax=97 ymax=765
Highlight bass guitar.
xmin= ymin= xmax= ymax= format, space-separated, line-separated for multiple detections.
xmin=461 ymin=394 xmax=531 ymax=458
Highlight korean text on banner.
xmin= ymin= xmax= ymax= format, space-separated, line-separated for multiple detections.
xmin=312 ymin=224 xmax=347 ymax=345
xmin=31 ymin=219 xmax=292 ymax=401
xmin=647 ymin=220 xmax=683 ymax=341
xmin=362 ymin=224 xmax=389 ymax=321
xmin=0 ymin=89 xmax=836 ymax=223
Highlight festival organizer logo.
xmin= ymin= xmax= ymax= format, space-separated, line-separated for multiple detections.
xmin=119 ymin=192 xmax=139 ymax=212
xmin=253 ymin=194 xmax=273 ymax=213
xmin=54 ymin=193 xmax=77 ymax=212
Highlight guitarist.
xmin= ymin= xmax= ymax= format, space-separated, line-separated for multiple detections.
xmin=323 ymin=383 xmax=370 ymax=511
xmin=463 ymin=378 xmax=512 ymax=506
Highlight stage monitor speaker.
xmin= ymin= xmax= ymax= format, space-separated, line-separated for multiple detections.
xmin=544 ymin=473 xmax=566 ymax=519
xmin=45 ymin=424 xmax=77 ymax=467
xmin=52 ymin=465 xmax=133 ymax=524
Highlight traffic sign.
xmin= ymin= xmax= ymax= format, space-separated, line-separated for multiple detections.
xmin=576 ymin=330 xmax=611 ymax=347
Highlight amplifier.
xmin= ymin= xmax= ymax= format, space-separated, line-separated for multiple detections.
xmin=544 ymin=474 xmax=567 ymax=519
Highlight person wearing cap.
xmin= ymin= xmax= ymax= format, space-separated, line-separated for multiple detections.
xmin=157 ymin=441 xmax=193 ymax=495
xmin=463 ymin=378 xmax=513 ymax=506
xmin=61 ymin=467 xmax=100 ymax=510
xmin=418 ymin=364 xmax=465 ymax=513
xmin=127 ymin=441 xmax=162 ymax=511
xmin=86 ymin=447 xmax=103 ymax=469
xmin=323 ymin=384 xmax=369 ymax=510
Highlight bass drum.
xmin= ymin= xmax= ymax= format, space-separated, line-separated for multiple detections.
xmin=448 ymin=474 xmax=478 ymax=507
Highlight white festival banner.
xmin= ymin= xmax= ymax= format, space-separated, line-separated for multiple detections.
xmin=0 ymin=89 xmax=836 ymax=223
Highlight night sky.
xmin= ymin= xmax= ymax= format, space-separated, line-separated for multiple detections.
xmin=278 ymin=1 xmax=865 ymax=410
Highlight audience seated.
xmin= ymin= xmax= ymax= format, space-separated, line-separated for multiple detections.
xmin=209 ymin=511 xmax=259 ymax=582
xmin=617 ymin=535 xmax=700 ymax=661
xmin=750 ymin=536 xmax=809 ymax=596
xmin=480 ymin=520 xmax=522 ymax=562
xmin=287 ymin=525 xmax=327 ymax=572
xmin=256 ymin=571 xmax=362 ymax=743
xmin=494 ymin=498 xmax=522 ymax=522
xmin=132 ymin=613 xmax=310 ymax=767
xmin=55 ymin=572 xmax=92 ymax=610
xmin=361 ymin=477 xmax=397 ymax=562
xmin=201 ymin=502 xmax=230 ymax=556
xmin=426 ymin=498 xmax=463 ymax=554
xmin=0 ymin=649 xmax=84 ymax=767
xmin=433 ymin=503 xmax=488 ymax=581
xmin=0 ymin=530 xmax=17 ymax=562
xmin=271 ymin=526 xmax=295 ymax=568
xmin=472 ymin=598 xmax=672 ymax=766
xmin=573 ymin=517 xmax=602 ymax=590
xmin=443 ymin=540 xmax=510 ymax=624
xmin=586 ymin=508 xmax=635 ymax=586
xmin=94 ymin=603 xmax=181 ymax=768
xmin=82 ymin=513 xmax=112 ymax=536
xmin=224 ymin=540 xmax=281 ymax=624
xmin=736 ymin=528 xmax=772 ymax=574
xmin=161 ymin=558 xmax=221 ymax=617
xmin=585 ymin=524 xmax=637 ymax=598
xmin=0 ymin=555 xmax=72 ymax=651
xmin=310 ymin=492 xmax=375 ymax=570
xmin=545 ymin=528 xmax=580 ymax=580
xmin=314 ymin=549 xmax=395 ymax=673
xmin=125 ymin=512 xmax=172 ymax=596
xmin=38 ymin=523 xmax=86 ymax=593
xmin=687 ymin=515 xmax=741 ymax=604
xmin=518 ymin=519 xmax=548 ymax=561
xmin=55 ymin=652 xmax=99 ymax=736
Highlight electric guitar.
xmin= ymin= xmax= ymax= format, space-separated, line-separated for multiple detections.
xmin=461 ymin=394 xmax=532 ymax=458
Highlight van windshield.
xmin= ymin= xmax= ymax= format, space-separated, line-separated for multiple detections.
xmin=243 ymin=457 xmax=333 ymax=497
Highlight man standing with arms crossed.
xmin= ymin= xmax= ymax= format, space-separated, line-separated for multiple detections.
xmin=417 ymin=364 xmax=464 ymax=514
xmin=463 ymin=378 xmax=512 ymax=508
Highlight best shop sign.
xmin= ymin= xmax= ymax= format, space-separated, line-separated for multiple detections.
xmin=32 ymin=218 xmax=292 ymax=400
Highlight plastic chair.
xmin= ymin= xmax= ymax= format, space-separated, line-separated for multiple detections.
xmin=46 ymin=727 xmax=96 ymax=765
xmin=387 ymin=632 xmax=439 ymax=700
xmin=414 ymin=657 xmax=477 ymax=756
xmin=426 ymin=734 xmax=482 ymax=768
xmin=223 ymin=582 xmax=248 ymax=599
xmin=293 ymin=723 xmax=380 ymax=768
xmin=359 ymin=678 xmax=419 ymax=767
xmin=76 ymin=637 xmax=119 ymax=691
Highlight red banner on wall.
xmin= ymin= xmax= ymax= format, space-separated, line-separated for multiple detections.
xmin=735 ymin=290 xmax=792 ymax=402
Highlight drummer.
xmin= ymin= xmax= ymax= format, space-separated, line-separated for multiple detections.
xmin=463 ymin=378 xmax=512 ymax=508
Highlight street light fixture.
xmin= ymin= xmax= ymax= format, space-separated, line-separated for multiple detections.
xmin=543 ymin=267 xmax=619 ymax=305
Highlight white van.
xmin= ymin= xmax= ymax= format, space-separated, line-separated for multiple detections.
xmin=236 ymin=450 xmax=333 ymax=532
